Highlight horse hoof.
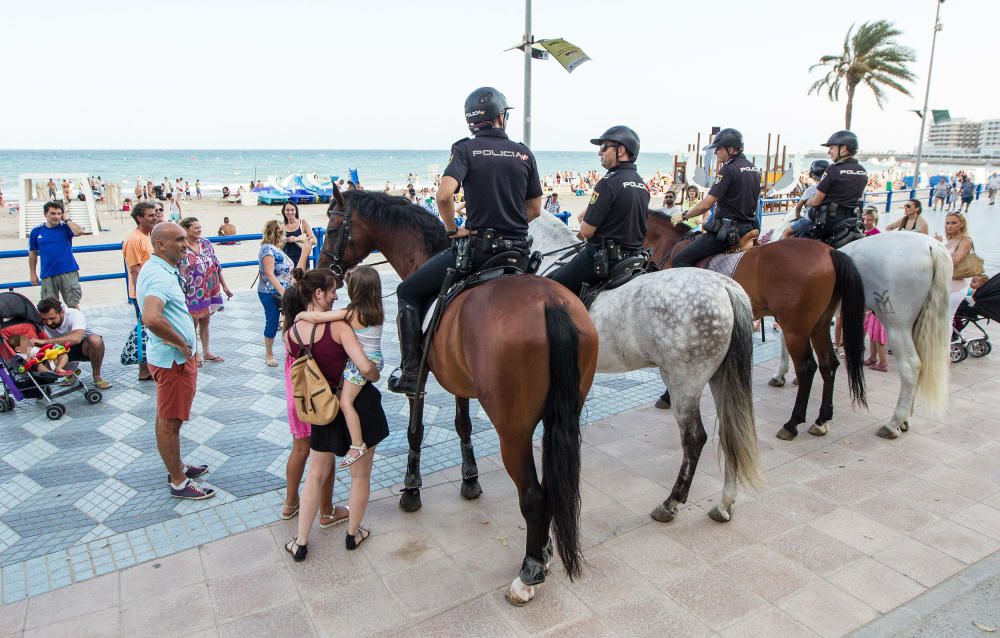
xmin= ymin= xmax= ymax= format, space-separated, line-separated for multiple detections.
xmin=506 ymin=577 xmax=535 ymax=606
xmin=708 ymin=504 xmax=733 ymax=523
xmin=460 ymin=480 xmax=483 ymax=500
xmin=654 ymin=399 xmax=671 ymax=410
xmin=901 ymin=421 xmax=910 ymax=432
xmin=808 ymin=423 xmax=829 ymax=437
xmin=399 ymin=489 xmax=422 ymax=512
xmin=775 ymin=426 xmax=797 ymax=441
xmin=650 ymin=503 xmax=677 ymax=523
xmin=792 ymin=377 xmax=799 ymax=386
xmin=876 ymin=425 xmax=901 ymax=439
xmin=768 ymin=376 xmax=785 ymax=388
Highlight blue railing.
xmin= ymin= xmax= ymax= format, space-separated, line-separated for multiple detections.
xmin=0 ymin=228 xmax=327 ymax=300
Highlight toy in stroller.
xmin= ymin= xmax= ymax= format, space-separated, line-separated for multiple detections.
xmin=0 ymin=291 xmax=102 ymax=419
xmin=951 ymin=272 xmax=999 ymax=363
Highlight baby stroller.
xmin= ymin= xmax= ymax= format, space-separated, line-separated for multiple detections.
xmin=0 ymin=291 xmax=102 ymax=420
xmin=951 ymin=273 xmax=999 ymax=363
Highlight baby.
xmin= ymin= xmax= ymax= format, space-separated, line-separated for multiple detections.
xmin=8 ymin=335 xmax=73 ymax=376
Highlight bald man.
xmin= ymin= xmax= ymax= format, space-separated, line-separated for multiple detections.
xmin=137 ymin=222 xmax=215 ymax=500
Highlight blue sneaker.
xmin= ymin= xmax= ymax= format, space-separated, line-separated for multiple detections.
xmin=170 ymin=479 xmax=215 ymax=500
xmin=166 ymin=464 xmax=209 ymax=484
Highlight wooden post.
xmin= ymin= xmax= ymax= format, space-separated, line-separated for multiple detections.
xmin=765 ymin=133 xmax=772 ymax=194
xmin=696 ymin=133 xmax=702 ymax=167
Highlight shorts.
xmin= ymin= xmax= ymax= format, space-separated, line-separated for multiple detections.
xmin=66 ymin=340 xmax=91 ymax=362
xmin=310 ymin=382 xmax=389 ymax=456
xmin=149 ymin=357 xmax=198 ymax=422
xmin=40 ymin=271 xmax=82 ymax=307
xmin=789 ymin=217 xmax=812 ymax=236
xmin=961 ymin=196 xmax=973 ymax=205
xmin=344 ymin=352 xmax=384 ymax=386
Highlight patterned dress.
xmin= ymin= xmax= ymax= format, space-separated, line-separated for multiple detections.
xmin=180 ymin=238 xmax=224 ymax=318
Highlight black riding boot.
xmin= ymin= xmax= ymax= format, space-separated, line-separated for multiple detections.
xmin=388 ymin=304 xmax=423 ymax=396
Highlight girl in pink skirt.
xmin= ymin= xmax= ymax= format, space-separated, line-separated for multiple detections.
xmin=862 ymin=208 xmax=888 ymax=371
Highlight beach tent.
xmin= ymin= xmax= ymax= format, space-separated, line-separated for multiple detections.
xmin=17 ymin=173 xmax=100 ymax=239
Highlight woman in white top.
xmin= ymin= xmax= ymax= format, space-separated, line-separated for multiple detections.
xmin=934 ymin=211 xmax=974 ymax=332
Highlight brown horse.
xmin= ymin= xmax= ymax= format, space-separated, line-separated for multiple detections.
xmin=644 ymin=211 xmax=867 ymax=439
xmin=319 ymin=190 xmax=598 ymax=605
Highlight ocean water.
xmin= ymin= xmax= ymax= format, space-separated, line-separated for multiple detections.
xmin=0 ymin=148 xmax=690 ymax=197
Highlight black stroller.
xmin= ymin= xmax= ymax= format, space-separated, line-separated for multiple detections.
xmin=0 ymin=292 xmax=102 ymax=419
xmin=951 ymin=273 xmax=999 ymax=363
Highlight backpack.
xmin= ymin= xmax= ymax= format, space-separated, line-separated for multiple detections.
xmin=289 ymin=323 xmax=340 ymax=425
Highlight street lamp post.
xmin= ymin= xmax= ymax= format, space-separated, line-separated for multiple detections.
xmin=913 ymin=0 xmax=944 ymax=190
xmin=523 ymin=0 xmax=532 ymax=147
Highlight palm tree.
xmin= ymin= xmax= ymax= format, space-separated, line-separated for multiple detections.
xmin=809 ymin=20 xmax=917 ymax=130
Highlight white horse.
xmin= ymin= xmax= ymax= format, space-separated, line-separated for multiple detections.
xmin=529 ymin=213 xmax=764 ymax=523
xmin=770 ymin=231 xmax=952 ymax=438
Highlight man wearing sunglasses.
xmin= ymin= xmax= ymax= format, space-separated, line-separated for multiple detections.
xmin=548 ymin=126 xmax=649 ymax=296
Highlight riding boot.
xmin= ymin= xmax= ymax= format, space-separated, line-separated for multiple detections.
xmin=388 ymin=304 xmax=423 ymax=396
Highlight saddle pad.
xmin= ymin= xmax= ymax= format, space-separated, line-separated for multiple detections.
xmin=706 ymin=252 xmax=746 ymax=279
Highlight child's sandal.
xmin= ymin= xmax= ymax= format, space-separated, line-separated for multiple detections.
xmin=339 ymin=443 xmax=369 ymax=469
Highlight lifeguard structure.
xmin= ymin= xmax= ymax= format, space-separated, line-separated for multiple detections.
xmin=17 ymin=173 xmax=100 ymax=239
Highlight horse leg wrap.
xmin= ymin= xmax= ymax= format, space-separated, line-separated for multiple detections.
xmin=519 ymin=555 xmax=547 ymax=586
xmin=541 ymin=537 xmax=554 ymax=568
xmin=403 ymin=449 xmax=422 ymax=490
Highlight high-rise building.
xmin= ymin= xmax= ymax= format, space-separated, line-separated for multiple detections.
xmin=922 ymin=116 xmax=1000 ymax=158
xmin=978 ymin=119 xmax=1000 ymax=156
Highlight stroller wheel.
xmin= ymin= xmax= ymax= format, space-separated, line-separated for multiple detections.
xmin=0 ymin=399 xmax=7 ymax=414
xmin=967 ymin=339 xmax=991 ymax=358
xmin=45 ymin=403 xmax=66 ymax=420
xmin=4 ymin=397 xmax=12 ymax=412
xmin=85 ymin=390 xmax=102 ymax=405
xmin=950 ymin=342 xmax=968 ymax=363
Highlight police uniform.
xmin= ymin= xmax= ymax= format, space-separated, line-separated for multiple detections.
xmin=548 ymin=162 xmax=650 ymax=295
xmin=396 ymin=128 xmax=542 ymax=315
xmin=673 ymin=153 xmax=760 ymax=267
xmin=806 ymin=158 xmax=868 ymax=240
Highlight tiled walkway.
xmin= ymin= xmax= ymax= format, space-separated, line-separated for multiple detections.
xmin=1 ymin=318 xmax=997 ymax=637
xmin=0 ymin=275 xmax=783 ymax=602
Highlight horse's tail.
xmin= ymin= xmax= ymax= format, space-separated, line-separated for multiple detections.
xmin=712 ymin=285 xmax=765 ymax=488
xmin=542 ymin=303 xmax=584 ymax=580
xmin=913 ymin=242 xmax=952 ymax=414
xmin=831 ymin=250 xmax=867 ymax=408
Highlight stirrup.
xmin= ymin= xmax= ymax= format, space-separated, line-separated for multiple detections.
xmin=387 ymin=367 xmax=421 ymax=396
xmin=339 ymin=443 xmax=369 ymax=469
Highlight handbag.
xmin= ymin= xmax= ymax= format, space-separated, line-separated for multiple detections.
xmin=953 ymin=243 xmax=985 ymax=279
xmin=120 ymin=321 xmax=148 ymax=366
xmin=289 ymin=323 xmax=340 ymax=425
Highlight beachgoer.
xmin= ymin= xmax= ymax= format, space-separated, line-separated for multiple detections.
xmin=258 ymin=220 xmax=311 ymax=367
xmin=165 ymin=192 xmax=181 ymax=222
xmin=959 ymin=176 xmax=975 ymax=213
xmin=279 ymin=202 xmax=314 ymax=267
xmin=988 ymin=173 xmax=999 ymax=205
xmin=548 ymin=125 xmax=649 ymax=296
xmin=61 ymin=179 xmax=72 ymax=203
xmin=178 ymin=217 xmax=232 ymax=366
xmin=544 ymin=192 xmax=560 ymax=215
xmin=282 ymin=268 xmax=385 ymax=561
xmin=934 ymin=212 xmax=975 ymax=334
xmin=933 ymin=179 xmax=948 ymax=211
xmin=28 ymin=201 xmax=86 ymax=308
xmin=47 ymin=178 xmax=57 ymax=200
xmin=195 ymin=179 xmax=202 ymax=199
xmin=9 ymin=334 xmax=71 ymax=376
xmin=138 ymin=222 xmax=213 ymax=500
xmin=391 ymin=86 xmax=542 ymax=395
xmin=123 ymin=201 xmax=161 ymax=381
xmin=860 ymin=208 xmax=888 ymax=371
xmin=35 ymin=298 xmax=111 ymax=388
xmin=885 ymin=199 xmax=929 ymax=234
xmin=672 ymin=128 xmax=761 ymax=267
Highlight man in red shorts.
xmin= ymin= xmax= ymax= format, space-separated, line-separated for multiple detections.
xmin=137 ymin=222 xmax=214 ymax=500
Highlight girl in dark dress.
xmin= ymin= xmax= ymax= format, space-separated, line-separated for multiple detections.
xmin=281 ymin=269 xmax=387 ymax=561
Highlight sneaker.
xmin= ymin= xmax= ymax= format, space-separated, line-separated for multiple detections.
xmin=166 ymin=464 xmax=209 ymax=484
xmin=170 ymin=479 xmax=215 ymax=500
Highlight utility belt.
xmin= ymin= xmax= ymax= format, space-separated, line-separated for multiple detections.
xmin=701 ymin=217 xmax=758 ymax=246
xmin=811 ymin=204 xmax=859 ymax=228
xmin=455 ymin=228 xmax=531 ymax=274
xmin=591 ymin=239 xmax=644 ymax=279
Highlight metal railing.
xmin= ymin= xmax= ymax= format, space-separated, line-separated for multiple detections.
xmin=0 ymin=228 xmax=327 ymax=301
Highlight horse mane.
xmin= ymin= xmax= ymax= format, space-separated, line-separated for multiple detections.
xmin=647 ymin=207 xmax=688 ymax=234
xmin=343 ymin=190 xmax=450 ymax=256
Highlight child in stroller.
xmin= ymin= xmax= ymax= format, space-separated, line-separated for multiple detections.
xmin=952 ymin=273 xmax=998 ymax=363
xmin=7 ymin=335 xmax=73 ymax=376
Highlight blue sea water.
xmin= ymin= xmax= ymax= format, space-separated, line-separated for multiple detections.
xmin=0 ymin=148 xmax=688 ymax=195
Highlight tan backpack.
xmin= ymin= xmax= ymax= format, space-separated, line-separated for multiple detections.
xmin=289 ymin=323 xmax=340 ymax=425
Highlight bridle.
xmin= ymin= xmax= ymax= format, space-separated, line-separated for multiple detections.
xmin=321 ymin=205 xmax=352 ymax=279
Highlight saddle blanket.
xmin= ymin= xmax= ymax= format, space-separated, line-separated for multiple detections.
xmin=706 ymin=252 xmax=746 ymax=279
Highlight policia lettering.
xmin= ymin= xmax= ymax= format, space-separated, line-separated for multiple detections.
xmin=548 ymin=125 xmax=650 ymax=296
xmin=388 ymin=87 xmax=542 ymax=395
xmin=672 ymin=128 xmax=761 ymax=268
xmin=802 ymin=130 xmax=868 ymax=247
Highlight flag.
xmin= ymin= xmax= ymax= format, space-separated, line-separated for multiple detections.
xmin=537 ymin=39 xmax=591 ymax=73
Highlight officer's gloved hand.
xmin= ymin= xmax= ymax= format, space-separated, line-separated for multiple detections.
xmin=671 ymin=213 xmax=684 ymax=226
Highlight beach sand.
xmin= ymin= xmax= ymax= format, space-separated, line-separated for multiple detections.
xmin=0 ymin=188 xmax=595 ymax=309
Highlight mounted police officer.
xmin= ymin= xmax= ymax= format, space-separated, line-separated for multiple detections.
xmin=672 ymin=128 xmax=761 ymax=267
xmin=802 ymin=130 xmax=868 ymax=246
xmin=548 ymin=126 xmax=649 ymax=296
xmin=388 ymin=86 xmax=542 ymax=395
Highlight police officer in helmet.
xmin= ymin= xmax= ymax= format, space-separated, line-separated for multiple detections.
xmin=782 ymin=159 xmax=830 ymax=239
xmin=672 ymin=128 xmax=761 ymax=267
xmin=548 ymin=125 xmax=649 ymax=296
xmin=388 ymin=86 xmax=543 ymax=395
xmin=802 ymin=130 xmax=868 ymax=245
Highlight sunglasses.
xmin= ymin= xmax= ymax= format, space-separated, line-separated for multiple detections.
xmin=599 ymin=143 xmax=619 ymax=153
xmin=155 ymin=207 xmax=164 ymax=211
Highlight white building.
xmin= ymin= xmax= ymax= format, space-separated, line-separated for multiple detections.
xmin=978 ymin=119 xmax=1000 ymax=157
xmin=922 ymin=116 xmax=1000 ymax=159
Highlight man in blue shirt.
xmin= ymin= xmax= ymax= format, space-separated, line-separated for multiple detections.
xmin=28 ymin=201 xmax=86 ymax=308
xmin=137 ymin=222 xmax=214 ymax=501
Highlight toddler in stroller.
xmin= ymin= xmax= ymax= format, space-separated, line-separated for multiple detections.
xmin=951 ymin=273 xmax=998 ymax=363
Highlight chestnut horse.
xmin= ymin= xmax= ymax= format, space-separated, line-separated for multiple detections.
xmin=319 ymin=190 xmax=598 ymax=605
xmin=644 ymin=211 xmax=868 ymax=440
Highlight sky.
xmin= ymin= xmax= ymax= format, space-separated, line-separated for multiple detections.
xmin=1 ymin=0 xmax=996 ymax=154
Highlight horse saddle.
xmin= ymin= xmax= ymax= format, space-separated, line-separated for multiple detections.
xmin=727 ymin=229 xmax=759 ymax=253
xmin=579 ymin=254 xmax=651 ymax=310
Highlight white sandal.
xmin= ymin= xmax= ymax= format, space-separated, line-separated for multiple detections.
xmin=339 ymin=443 xmax=369 ymax=469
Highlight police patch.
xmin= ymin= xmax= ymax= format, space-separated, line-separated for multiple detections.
xmin=589 ymin=191 xmax=599 ymax=205
xmin=715 ymin=174 xmax=723 ymax=184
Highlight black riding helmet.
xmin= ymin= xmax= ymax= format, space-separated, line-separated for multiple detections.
xmin=809 ymin=160 xmax=830 ymax=180
xmin=464 ymin=87 xmax=513 ymax=131
xmin=590 ymin=126 xmax=640 ymax=159
xmin=821 ymin=130 xmax=859 ymax=154
xmin=704 ymin=128 xmax=743 ymax=152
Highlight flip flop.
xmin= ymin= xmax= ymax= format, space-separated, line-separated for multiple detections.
xmin=93 ymin=379 xmax=112 ymax=390
xmin=281 ymin=504 xmax=300 ymax=520
xmin=204 ymin=354 xmax=225 ymax=363
xmin=265 ymin=358 xmax=279 ymax=368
